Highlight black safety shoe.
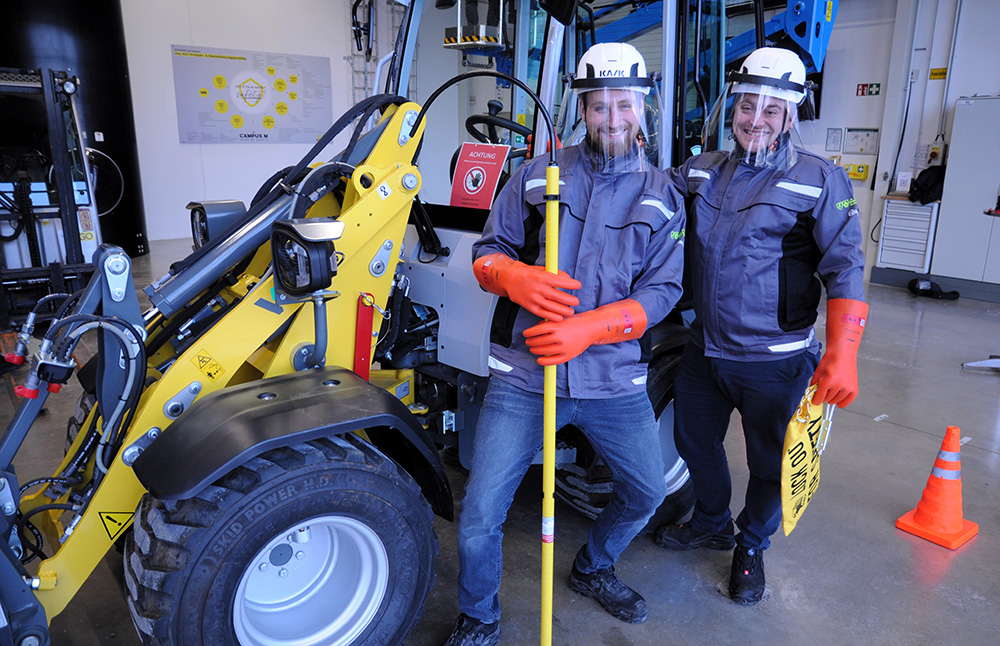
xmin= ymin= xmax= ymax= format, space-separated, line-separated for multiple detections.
xmin=729 ymin=545 xmax=765 ymax=605
xmin=567 ymin=563 xmax=648 ymax=624
xmin=653 ymin=519 xmax=736 ymax=551
xmin=442 ymin=613 xmax=500 ymax=646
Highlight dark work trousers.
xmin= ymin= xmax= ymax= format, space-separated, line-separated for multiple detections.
xmin=673 ymin=341 xmax=819 ymax=550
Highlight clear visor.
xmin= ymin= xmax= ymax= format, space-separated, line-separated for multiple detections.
xmin=702 ymin=82 xmax=812 ymax=170
xmin=556 ymin=84 xmax=662 ymax=171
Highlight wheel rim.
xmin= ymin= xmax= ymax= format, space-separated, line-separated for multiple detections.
xmin=657 ymin=400 xmax=690 ymax=496
xmin=233 ymin=516 xmax=389 ymax=646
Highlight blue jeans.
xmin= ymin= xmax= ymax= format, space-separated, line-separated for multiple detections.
xmin=674 ymin=343 xmax=819 ymax=551
xmin=457 ymin=378 xmax=665 ymax=623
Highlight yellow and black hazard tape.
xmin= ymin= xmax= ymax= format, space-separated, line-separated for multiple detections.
xmin=460 ymin=35 xmax=499 ymax=43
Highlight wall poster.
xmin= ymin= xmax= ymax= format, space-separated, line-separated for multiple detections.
xmin=172 ymin=45 xmax=332 ymax=144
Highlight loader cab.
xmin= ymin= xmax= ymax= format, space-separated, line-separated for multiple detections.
xmin=419 ymin=0 xmax=835 ymax=201
xmin=419 ymin=0 xmax=679 ymax=208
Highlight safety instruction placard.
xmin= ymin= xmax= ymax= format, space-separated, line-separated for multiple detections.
xmin=192 ymin=348 xmax=226 ymax=381
xmin=450 ymin=143 xmax=510 ymax=210
xmin=172 ymin=45 xmax=332 ymax=144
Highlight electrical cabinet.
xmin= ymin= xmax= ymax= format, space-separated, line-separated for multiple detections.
xmin=930 ymin=96 xmax=1000 ymax=283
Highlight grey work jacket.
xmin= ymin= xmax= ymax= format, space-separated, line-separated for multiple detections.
xmin=668 ymin=148 xmax=865 ymax=362
xmin=472 ymin=144 xmax=686 ymax=398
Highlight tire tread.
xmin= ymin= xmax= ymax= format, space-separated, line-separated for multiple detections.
xmin=124 ymin=433 xmax=436 ymax=646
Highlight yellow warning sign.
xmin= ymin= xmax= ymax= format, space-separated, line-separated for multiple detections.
xmin=929 ymin=68 xmax=947 ymax=80
xmin=192 ymin=349 xmax=226 ymax=381
xmin=99 ymin=511 xmax=135 ymax=541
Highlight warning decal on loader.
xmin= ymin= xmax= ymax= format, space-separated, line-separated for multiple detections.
xmin=192 ymin=349 xmax=226 ymax=381
xmin=99 ymin=512 xmax=135 ymax=541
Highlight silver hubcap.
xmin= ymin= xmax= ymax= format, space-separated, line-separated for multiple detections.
xmin=233 ymin=516 xmax=389 ymax=646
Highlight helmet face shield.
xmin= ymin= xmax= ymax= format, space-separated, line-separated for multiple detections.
xmin=560 ymin=86 xmax=662 ymax=170
xmin=703 ymin=47 xmax=811 ymax=169
xmin=708 ymin=85 xmax=798 ymax=166
xmin=559 ymin=42 xmax=661 ymax=170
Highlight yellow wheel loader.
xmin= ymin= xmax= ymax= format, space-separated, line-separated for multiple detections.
xmin=1 ymin=94 xmax=450 ymax=646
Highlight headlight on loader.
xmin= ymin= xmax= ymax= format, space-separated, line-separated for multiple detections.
xmin=187 ymin=200 xmax=248 ymax=249
xmin=270 ymin=218 xmax=345 ymax=297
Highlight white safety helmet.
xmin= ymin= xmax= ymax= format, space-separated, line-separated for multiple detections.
xmin=699 ymin=46 xmax=811 ymax=169
xmin=729 ymin=47 xmax=807 ymax=105
xmin=570 ymin=42 xmax=654 ymax=95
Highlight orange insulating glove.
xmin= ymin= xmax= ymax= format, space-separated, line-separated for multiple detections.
xmin=473 ymin=253 xmax=581 ymax=321
xmin=811 ymin=298 xmax=869 ymax=408
xmin=522 ymin=299 xmax=648 ymax=366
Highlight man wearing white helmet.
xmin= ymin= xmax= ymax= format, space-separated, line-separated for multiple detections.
xmin=653 ymin=47 xmax=867 ymax=605
xmin=441 ymin=42 xmax=686 ymax=645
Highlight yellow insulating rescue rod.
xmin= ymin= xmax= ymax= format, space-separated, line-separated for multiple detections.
xmin=540 ymin=162 xmax=559 ymax=646
xmin=404 ymin=67 xmax=561 ymax=646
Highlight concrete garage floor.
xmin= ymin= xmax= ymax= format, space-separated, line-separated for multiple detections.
xmin=3 ymin=239 xmax=999 ymax=645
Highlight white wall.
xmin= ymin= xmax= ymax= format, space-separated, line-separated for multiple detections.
xmin=121 ymin=0 xmax=473 ymax=241
xmin=897 ymin=0 xmax=1000 ymax=179
xmin=123 ymin=0 xmax=1000 ymax=253
xmin=121 ymin=0 xmax=357 ymax=242
xmin=847 ymin=0 xmax=1000 ymax=279
xmin=797 ymin=1 xmax=899 ymax=274
xmin=796 ymin=0 xmax=1000 ymax=279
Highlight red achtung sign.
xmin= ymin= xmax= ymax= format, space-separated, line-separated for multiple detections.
xmin=450 ymin=143 xmax=510 ymax=210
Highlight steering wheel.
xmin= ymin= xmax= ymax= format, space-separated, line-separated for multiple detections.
xmin=466 ymin=99 xmax=531 ymax=158
xmin=450 ymin=100 xmax=531 ymax=187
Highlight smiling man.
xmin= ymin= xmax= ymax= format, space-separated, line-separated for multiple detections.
xmin=441 ymin=42 xmax=687 ymax=646
xmin=731 ymin=93 xmax=792 ymax=153
xmin=652 ymin=47 xmax=868 ymax=606
xmin=581 ymin=89 xmax=641 ymax=158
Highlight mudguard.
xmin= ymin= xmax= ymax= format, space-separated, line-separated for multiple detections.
xmin=132 ymin=367 xmax=453 ymax=520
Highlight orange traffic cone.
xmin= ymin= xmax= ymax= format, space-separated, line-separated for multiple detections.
xmin=896 ymin=426 xmax=978 ymax=549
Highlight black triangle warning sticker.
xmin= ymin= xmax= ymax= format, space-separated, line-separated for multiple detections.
xmin=197 ymin=354 xmax=211 ymax=368
xmin=99 ymin=511 xmax=135 ymax=541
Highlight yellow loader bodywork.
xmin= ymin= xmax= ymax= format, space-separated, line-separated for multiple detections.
xmin=23 ymin=102 xmax=427 ymax=620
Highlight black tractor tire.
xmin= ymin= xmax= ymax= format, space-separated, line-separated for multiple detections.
xmin=555 ymin=346 xmax=695 ymax=532
xmin=65 ymin=390 xmax=96 ymax=453
xmin=123 ymin=434 xmax=438 ymax=646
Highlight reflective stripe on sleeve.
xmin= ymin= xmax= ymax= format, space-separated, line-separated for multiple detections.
xmin=688 ymin=169 xmax=711 ymax=180
xmin=525 ymin=178 xmax=566 ymax=192
xmin=640 ymin=199 xmax=676 ymax=221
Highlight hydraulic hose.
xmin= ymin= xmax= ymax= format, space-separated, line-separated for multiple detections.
xmin=147 ymin=94 xmax=409 ymax=318
xmin=409 ymin=71 xmax=558 ymax=168
xmin=32 ymin=293 xmax=72 ymax=315
xmin=289 ymin=162 xmax=356 ymax=221
xmin=48 ymin=318 xmax=144 ymax=474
